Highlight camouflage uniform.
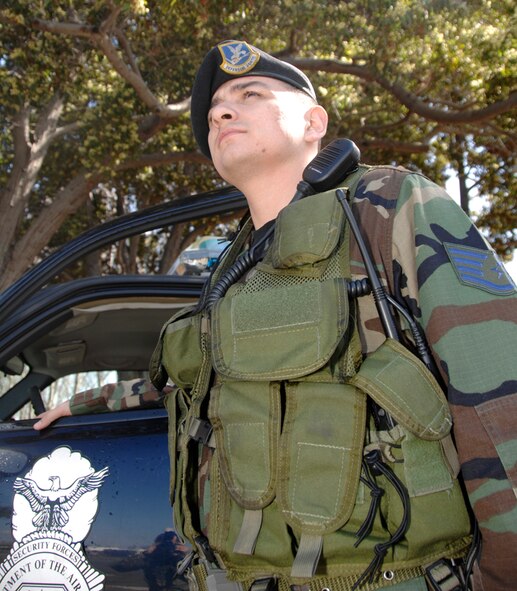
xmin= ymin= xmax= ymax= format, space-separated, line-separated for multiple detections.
xmin=69 ymin=165 xmax=516 ymax=587
xmin=349 ymin=166 xmax=517 ymax=588
xmin=153 ymin=165 xmax=516 ymax=591
xmin=69 ymin=379 xmax=171 ymax=415
xmin=184 ymin=36 xmax=516 ymax=585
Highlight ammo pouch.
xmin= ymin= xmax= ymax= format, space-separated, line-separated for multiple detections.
xmin=153 ymin=184 xmax=472 ymax=590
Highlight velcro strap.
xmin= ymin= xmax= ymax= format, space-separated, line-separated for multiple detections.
xmin=441 ymin=434 xmax=460 ymax=478
xmin=291 ymin=533 xmax=323 ymax=578
xmin=233 ymin=509 xmax=263 ymax=555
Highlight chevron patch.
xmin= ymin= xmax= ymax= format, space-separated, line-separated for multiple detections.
xmin=444 ymin=242 xmax=516 ymax=295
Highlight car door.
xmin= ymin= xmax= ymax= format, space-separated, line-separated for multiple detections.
xmin=0 ymin=187 xmax=246 ymax=591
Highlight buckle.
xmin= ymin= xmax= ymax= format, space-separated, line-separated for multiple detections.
xmin=250 ymin=578 xmax=277 ymax=591
xmin=195 ymin=534 xmax=217 ymax=564
xmin=176 ymin=550 xmax=194 ymax=576
xmin=189 ymin=418 xmax=213 ymax=444
xmin=425 ymin=558 xmax=464 ymax=591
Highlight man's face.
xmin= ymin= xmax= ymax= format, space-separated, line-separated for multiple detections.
xmin=207 ymin=76 xmax=314 ymax=183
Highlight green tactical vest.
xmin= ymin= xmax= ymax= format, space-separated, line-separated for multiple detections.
xmin=150 ymin=170 xmax=473 ymax=591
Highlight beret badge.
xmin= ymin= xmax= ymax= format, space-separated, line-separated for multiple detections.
xmin=218 ymin=41 xmax=261 ymax=75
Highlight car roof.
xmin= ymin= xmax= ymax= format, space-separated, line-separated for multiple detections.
xmin=14 ymin=277 xmax=204 ymax=378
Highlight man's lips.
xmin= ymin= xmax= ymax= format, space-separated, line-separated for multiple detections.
xmin=218 ymin=127 xmax=244 ymax=145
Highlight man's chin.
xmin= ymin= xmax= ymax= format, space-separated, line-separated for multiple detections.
xmin=212 ymin=150 xmax=256 ymax=181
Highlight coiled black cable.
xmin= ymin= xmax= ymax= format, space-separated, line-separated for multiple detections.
xmin=347 ymin=278 xmax=371 ymax=298
xmin=205 ymin=248 xmax=256 ymax=308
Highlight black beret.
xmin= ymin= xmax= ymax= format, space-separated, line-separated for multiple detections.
xmin=191 ymin=40 xmax=317 ymax=158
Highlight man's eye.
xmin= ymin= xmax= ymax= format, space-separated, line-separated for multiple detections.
xmin=243 ymin=90 xmax=259 ymax=98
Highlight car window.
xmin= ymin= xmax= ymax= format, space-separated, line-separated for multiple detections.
xmin=0 ymin=367 xmax=29 ymax=398
xmin=168 ymin=235 xmax=231 ymax=276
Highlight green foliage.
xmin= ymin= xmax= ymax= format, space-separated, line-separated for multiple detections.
xmin=0 ymin=0 xmax=515 ymax=285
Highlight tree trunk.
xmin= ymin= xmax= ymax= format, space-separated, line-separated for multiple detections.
xmin=0 ymin=170 xmax=101 ymax=291
xmin=450 ymin=134 xmax=470 ymax=216
xmin=0 ymin=97 xmax=66 ymax=271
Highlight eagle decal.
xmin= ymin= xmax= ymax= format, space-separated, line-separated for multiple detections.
xmin=14 ymin=467 xmax=109 ymax=531
xmin=2 ymin=446 xmax=108 ymax=591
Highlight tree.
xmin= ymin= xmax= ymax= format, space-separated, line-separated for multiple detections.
xmin=0 ymin=0 xmax=515 ymax=291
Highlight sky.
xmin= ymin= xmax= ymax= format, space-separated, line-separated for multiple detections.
xmin=446 ymin=177 xmax=516 ymax=284
xmin=502 ymin=251 xmax=517 ymax=282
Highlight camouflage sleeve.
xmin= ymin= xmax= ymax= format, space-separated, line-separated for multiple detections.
xmin=391 ymin=172 xmax=517 ymax=588
xmin=350 ymin=166 xmax=516 ymax=588
xmin=69 ymin=379 xmax=173 ymax=415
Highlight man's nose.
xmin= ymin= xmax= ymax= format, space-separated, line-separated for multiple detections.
xmin=210 ymin=102 xmax=237 ymax=126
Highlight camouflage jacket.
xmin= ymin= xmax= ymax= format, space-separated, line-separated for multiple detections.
xmin=349 ymin=166 xmax=516 ymax=588
xmin=69 ymin=378 xmax=171 ymax=415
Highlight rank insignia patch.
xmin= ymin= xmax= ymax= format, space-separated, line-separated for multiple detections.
xmin=218 ymin=41 xmax=260 ymax=75
xmin=444 ymin=242 xmax=516 ymax=295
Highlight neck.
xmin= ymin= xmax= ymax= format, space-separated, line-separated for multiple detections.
xmin=232 ymin=155 xmax=315 ymax=229
xmin=244 ymin=173 xmax=300 ymax=228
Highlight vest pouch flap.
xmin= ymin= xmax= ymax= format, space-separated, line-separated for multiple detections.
xmin=211 ymin=278 xmax=349 ymax=381
xmin=209 ymin=380 xmax=280 ymax=509
xmin=164 ymin=387 xmax=190 ymax=503
xmin=270 ymin=190 xmax=344 ymax=269
xmin=162 ymin=310 xmax=203 ymax=389
xmin=277 ymin=382 xmax=366 ymax=534
xmin=350 ymin=338 xmax=452 ymax=440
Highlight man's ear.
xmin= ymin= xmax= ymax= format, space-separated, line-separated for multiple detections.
xmin=305 ymin=105 xmax=328 ymax=142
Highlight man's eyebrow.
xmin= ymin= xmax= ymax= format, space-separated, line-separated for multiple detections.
xmin=210 ymin=80 xmax=269 ymax=109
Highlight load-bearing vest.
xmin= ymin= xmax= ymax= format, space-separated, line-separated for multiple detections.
xmin=150 ymin=171 xmax=473 ymax=591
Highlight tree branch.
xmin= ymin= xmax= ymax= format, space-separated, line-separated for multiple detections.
xmin=95 ymin=31 xmax=168 ymax=114
xmin=31 ymin=15 xmax=189 ymax=120
xmin=4 ymin=95 xmax=64 ymax=210
xmin=99 ymin=2 xmax=121 ymax=34
xmin=115 ymin=27 xmax=141 ymax=77
xmin=287 ymin=57 xmax=517 ymax=124
xmin=0 ymin=170 xmax=101 ymax=290
xmin=54 ymin=120 xmax=83 ymax=140
xmin=31 ymin=18 xmax=96 ymax=39
xmin=0 ymin=97 xmax=68 ymax=271
xmin=9 ymin=106 xmax=31 ymax=181
xmin=32 ymin=94 xmax=65 ymax=151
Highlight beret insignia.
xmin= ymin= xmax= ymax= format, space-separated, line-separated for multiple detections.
xmin=218 ymin=41 xmax=260 ymax=75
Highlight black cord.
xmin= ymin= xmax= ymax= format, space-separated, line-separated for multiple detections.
xmin=205 ymin=249 xmax=255 ymax=308
xmin=385 ymin=293 xmax=442 ymax=381
xmin=464 ymin=518 xmax=482 ymax=590
xmin=352 ymin=450 xmax=411 ymax=589
xmin=347 ymin=278 xmax=371 ymax=298
xmin=354 ymin=460 xmax=385 ymax=546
